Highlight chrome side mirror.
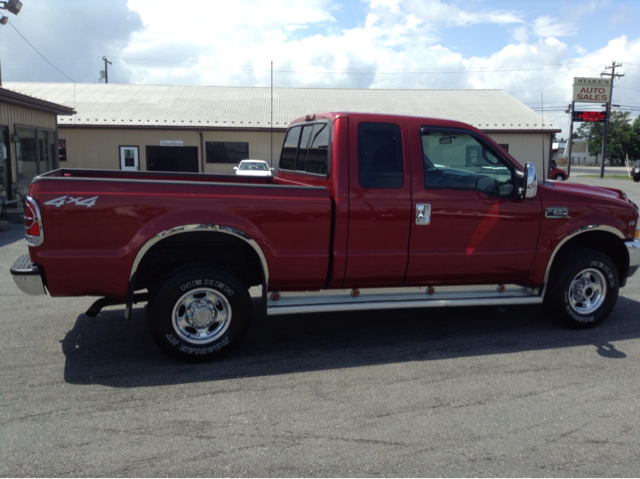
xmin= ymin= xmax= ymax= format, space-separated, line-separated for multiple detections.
xmin=523 ymin=162 xmax=537 ymax=199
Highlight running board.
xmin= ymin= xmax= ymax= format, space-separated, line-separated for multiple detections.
xmin=267 ymin=284 xmax=542 ymax=316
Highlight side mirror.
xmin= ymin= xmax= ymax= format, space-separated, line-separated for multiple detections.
xmin=522 ymin=162 xmax=537 ymax=199
xmin=233 ymin=167 xmax=238 ymax=171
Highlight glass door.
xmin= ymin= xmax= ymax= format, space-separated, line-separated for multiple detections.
xmin=0 ymin=127 xmax=10 ymax=195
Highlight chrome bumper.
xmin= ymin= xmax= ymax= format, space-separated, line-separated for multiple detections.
xmin=11 ymin=254 xmax=46 ymax=295
xmin=626 ymin=239 xmax=640 ymax=278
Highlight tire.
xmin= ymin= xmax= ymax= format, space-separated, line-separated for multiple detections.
xmin=554 ymin=174 xmax=564 ymax=181
xmin=148 ymin=267 xmax=252 ymax=362
xmin=633 ymin=176 xmax=640 ymax=183
xmin=543 ymin=248 xmax=619 ymax=329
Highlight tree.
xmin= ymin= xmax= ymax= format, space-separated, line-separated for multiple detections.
xmin=630 ymin=116 xmax=640 ymax=161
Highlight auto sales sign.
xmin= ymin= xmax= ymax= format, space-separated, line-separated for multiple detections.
xmin=573 ymin=77 xmax=612 ymax=103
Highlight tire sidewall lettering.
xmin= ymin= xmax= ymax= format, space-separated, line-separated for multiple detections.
xmin=180 ymin=278 xmax=234 ymax=296
xmin=562 ymin=292 xmax=595 ymax=323
xmin=173 ymin=336 xmax=230 ymax=355
xmin=589 ymin=260 xmax=616 ymax=288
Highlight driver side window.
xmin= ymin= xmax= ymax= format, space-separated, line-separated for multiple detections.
xmin=422 ymin=130 xmax=514 ymax=196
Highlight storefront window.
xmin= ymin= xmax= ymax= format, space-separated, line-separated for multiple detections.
xmin=16 ymin=127 xmax=37 ymax=182
xmin=15 ymin=127 xmax=57 ymax=183
xmin=39 ymin=130 xmax=56 ymax=173
xmin=205 ymin=141 xmax=249 ymax=164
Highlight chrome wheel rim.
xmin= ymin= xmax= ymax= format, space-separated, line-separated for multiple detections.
xmin=172 ymin=288 xmax=231 ymax=344
xmin=568 ymin=268 xmax=607 ymax=315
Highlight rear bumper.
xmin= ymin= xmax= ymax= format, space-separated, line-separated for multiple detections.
xmin=11 ymin=254 xmax=46 ymax=295
xmin=626 ymin=239 xmax=640 ymax=278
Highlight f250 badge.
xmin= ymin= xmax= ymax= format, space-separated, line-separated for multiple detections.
xmin=44 ymin=196 xmax=99 ymax=208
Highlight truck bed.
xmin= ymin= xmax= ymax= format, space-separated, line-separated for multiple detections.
xmin=28 ymin=169 xmax=333 ymax=299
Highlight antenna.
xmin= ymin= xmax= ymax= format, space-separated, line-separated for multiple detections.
xmin=541 ymin=93 xmax=547 ymax=185
xmin=270 ymin=60 xmax=273 ymax=166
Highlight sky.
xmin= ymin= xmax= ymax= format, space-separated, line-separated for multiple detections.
xmin=1 ymin=0 xmax=639 ymax=138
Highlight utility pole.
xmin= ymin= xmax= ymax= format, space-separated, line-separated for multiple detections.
xmin=102 ymin=56 xmax=112 ymax=83
xmin=599 ymin=61 xmax=624 ymax=178
xmin=565 ymin=102 xmax=574 ymax=176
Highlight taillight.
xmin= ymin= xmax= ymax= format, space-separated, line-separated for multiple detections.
xmin=25 ymin=197 xmax=44 ymax=247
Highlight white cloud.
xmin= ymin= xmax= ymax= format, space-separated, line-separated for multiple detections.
xmin=532 ymin=15 xmax=578 ymax=38
xmin=370 ymin=0 xmax=401 ymax=13
xmin=512 ymin=26 xmax=529 ymax=43
xmin=403 ymin=0 xmax=523 ymax=26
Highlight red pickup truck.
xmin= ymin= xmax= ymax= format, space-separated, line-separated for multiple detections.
xmin=11 ymin=112 xmax=640 ymax=362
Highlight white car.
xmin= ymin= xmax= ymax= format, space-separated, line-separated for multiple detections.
xmin=233 ymin=160 xmax=274 ymax=177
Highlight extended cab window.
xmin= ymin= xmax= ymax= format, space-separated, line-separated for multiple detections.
xmin=358 ymin=123 xmax=404 ymax=189
xmin=421 ymin=129 xmax=514 ymax=197
xmin=279 ymin=123 xmax=329 ymax=175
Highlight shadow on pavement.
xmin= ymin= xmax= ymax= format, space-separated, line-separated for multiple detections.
xmin=62 ymin=296 xmax=640 ymax=387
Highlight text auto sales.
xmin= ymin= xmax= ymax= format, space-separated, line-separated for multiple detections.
xmin=575 ymin=87 xmax=609 ymax=102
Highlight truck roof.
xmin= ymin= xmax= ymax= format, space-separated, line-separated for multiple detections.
xmin=288 ymin=112 xmax=483 ymax=132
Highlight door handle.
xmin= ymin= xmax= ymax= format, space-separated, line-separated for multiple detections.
xmin=415 ymin=204 xmax=431 ymax=225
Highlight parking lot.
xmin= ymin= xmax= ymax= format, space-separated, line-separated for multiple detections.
xmin=1 ymin=174 xmax=639 ymax=477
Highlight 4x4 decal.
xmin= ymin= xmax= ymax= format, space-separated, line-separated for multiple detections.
xmin=44 ymin=196 xmax=99 ymax=208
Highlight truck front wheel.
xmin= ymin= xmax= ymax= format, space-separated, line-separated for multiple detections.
xmin=544 ymin=249 xmax=619 ymax=329
xmin=148 ymin=267 xmax=251 ymax=362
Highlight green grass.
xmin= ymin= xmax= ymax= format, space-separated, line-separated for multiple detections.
xmin=579 ymin=175 xmax=633 ymax=180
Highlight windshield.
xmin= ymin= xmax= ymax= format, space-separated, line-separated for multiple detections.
xmin=239 ymin=161 xmax=268 ymax=171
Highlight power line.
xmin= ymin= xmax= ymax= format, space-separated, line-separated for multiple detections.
xmin=6 ymin=19 xmax=76 ymax=82
xmin=114 ymin=57 xmax=594 ymax=75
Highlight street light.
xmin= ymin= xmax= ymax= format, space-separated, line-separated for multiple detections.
xmin=0 ymin=15 xmax=8 ymax=25
xmin=0 ymin=0 xmax=22 ymax=15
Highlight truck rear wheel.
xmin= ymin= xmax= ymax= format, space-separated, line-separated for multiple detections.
xmin=148 ymin=267 xmax=251 ymax=362
xmin=543 ymin=248 xmax=619 ymax=329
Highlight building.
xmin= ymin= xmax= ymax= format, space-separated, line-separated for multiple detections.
xmin=553 ymin=139 xmax=600 ymax=165
xmin=1 ymin=87 xmax=75 ymax=198
xmin=4 ymin=82 xmax=560 ymax=176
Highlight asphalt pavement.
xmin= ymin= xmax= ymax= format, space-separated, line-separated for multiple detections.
xmin=1 ymin=175 xmax=639 ymax=477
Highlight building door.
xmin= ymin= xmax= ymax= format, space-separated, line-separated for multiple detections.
xmin=146 ymin=146 xmax=198 ymax=172
xmin=119 ymin=146 xmax=139 ymax=171
xmin=0 ymin=127 xmax=11 ymax=195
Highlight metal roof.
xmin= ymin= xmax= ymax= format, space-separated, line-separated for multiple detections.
xmin=0 ymin=86 xmax=75 ymax=115
xmin=4 ymin=82 xmax=559 ymax=133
